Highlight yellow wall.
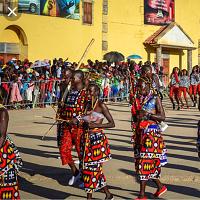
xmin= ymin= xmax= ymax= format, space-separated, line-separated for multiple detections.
xmin=1 ymin=0 xmax=200 ymax=73
xmin=108 ymin=0 xmax=200 ymax=73
xmin=0 ymin=29 xmax=19 ymax=43
xmin=175 ymin=0 xmax=199 ymax=67
xmin=0 ymin=0 xmax=102 ymax=62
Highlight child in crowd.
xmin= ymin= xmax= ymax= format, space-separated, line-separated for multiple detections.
xmin=26 ymin=79 xmax=34 ymax=109
xmin=10 ymin=76 xmax=23 ymax=109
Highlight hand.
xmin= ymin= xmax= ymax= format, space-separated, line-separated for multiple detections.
xmin=71 ymin=118 xmax=78 ymax=125
xmin=86 ymin=111 xmax=92 ymax=115
xmin=137 ymin=110 xmax=148 ymax=120
xmin=88 ymin=122 xmax=97 ymax=129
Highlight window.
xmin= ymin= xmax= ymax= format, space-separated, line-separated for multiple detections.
xmin=0 ymin=3 xmax=3 ymax=14
xmin=83 ymin=2 xmax=93 ymax=24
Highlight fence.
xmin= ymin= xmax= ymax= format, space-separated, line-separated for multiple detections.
xmin=0 ymin=75 xmax=169 ymax=109
xmin=0 ymin=79 xmax=131 ymax=109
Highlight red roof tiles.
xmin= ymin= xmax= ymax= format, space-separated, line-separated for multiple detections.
xmin=144 ymin=25 xmax=168 ymax=44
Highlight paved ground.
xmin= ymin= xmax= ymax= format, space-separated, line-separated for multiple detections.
xmin=7 ymin=101 xmax=200 ymax=199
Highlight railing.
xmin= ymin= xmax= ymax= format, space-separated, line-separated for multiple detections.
xmin=0 ymin=79 xmax=131 ymax=109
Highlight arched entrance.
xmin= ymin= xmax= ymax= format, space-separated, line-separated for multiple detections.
xmin=0 ymin=25 xmax=28 ymax=63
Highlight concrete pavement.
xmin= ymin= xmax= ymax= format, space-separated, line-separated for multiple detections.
xmin=7 ymin=102 xmax=200 ymax=199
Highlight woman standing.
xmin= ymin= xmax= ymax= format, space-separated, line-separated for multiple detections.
xmin=0 ymin=87 xmax=22 ymax=199
xmin=169 ymin=67 xmax=180 ymax=110
xmin=178 ymin=69 xmax=190 ymax=109
xmin=80 ymin=83 xmax=115 ymax=200
xmin=189 ymin=66 xmax=199 ymax=107
xmin=131 ymin=77 xmax=167 ymax=200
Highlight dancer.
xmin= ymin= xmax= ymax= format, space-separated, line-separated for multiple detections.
xmin=57 ymin=70 xmax=88 ymax=185
xmin=0 ymin=87 xmax=23 ymax=199
xmin=178 ymin=69 xmax=190 ymax=109
xmin=189 ymin=66 xmax=199 ymax=107
xmin=131 ymin=77 xmax=167 ymax=200
xmin=81 ymin=83 xmax=114 ymax=200
xmin=141 ymin=65 xmax=168 ymax=132
xmin=169 ymin=67 xmax=180 ymax=110
xmin=141 ymin=65 xmax=161 ymax=94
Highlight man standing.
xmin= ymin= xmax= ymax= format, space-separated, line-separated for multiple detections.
xmin=57 ymin=70 xmax=88 ymax=185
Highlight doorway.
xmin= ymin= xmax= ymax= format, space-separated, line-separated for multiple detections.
xmin=162 ymin=58 xmax=170 ymax=86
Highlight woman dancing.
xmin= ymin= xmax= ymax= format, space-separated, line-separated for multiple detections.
xmin=80 ymin=83 xmax=115 ymax=200
xmin=131 ymin=77 xmax=167 ymax=200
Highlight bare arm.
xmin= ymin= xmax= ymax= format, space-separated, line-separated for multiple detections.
xmin=150 ymin=96 xmax=165 ymax=122
xmin=0 ymin=109 xmax=9 ymax=148
xmin=153 ymin=74 xmax=161 ymax=88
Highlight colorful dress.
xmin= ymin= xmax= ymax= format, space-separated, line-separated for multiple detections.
xmin=57 ymin=89 xmax=88 ymax=165
xmin=80 ymin=112 xmax=111 ymax=193
xmin=10 ymin=82 xmax=23 ymax=103
xmin=131 ymin=94 xmax=167 ymax=181
xmin=0 ymin=135 xmax=23 ymax=199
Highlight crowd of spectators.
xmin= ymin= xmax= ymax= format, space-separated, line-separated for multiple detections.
xmin=0 ymin=58 xmax=164 ymax=109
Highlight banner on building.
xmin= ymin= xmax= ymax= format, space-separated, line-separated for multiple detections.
xmin=17 ymin=0 xmax=80 ymax=19
xmin=144 ymin=0 xmax=175 ymax=25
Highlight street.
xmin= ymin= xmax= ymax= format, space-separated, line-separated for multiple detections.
xmin=8 ymin=102 xmax=200 ymax=199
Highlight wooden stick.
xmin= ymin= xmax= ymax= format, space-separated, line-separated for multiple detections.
xmin=77 ymin=38 xmax=95 ymax=69
xmin=43 ymin=39 xmax=95 ymax=140
xmin=61 ymin=38 xmax=95 ymax=103
xmin=41 ymin=121 xmax=57 ymax=140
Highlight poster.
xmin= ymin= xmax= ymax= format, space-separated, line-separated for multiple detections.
xmin=18 ymin=0 xmax=40 ymax=15
xmin=57 ymin=0 xmax=80 ymax=19
xmin=144 ymin=0 xmax=175 ymax=25
xmin=18 ymin=0 xmax=80 ymax=19
xmin=40 ymin=0 xmax=58 ymax=16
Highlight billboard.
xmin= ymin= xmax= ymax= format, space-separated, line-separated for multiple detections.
xmin=144 ymin=0 xmax=175 ymax=25
xmin=17 ymin=0 xmax=80 ymax=19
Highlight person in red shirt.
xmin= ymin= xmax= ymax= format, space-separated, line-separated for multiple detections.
xmin=169 ymin=67 xmax=180 ymax=110
xmin=57 ymin=70 xmax=88 ymax=186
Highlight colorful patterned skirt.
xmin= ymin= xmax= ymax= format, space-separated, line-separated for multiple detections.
xmin=81 ymin=129 xmax=111 ymax=193
xmin=0 ymin=136 xmax=22 ymax=200
xmin=134 ymin=122 xmax=167 ymax=181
